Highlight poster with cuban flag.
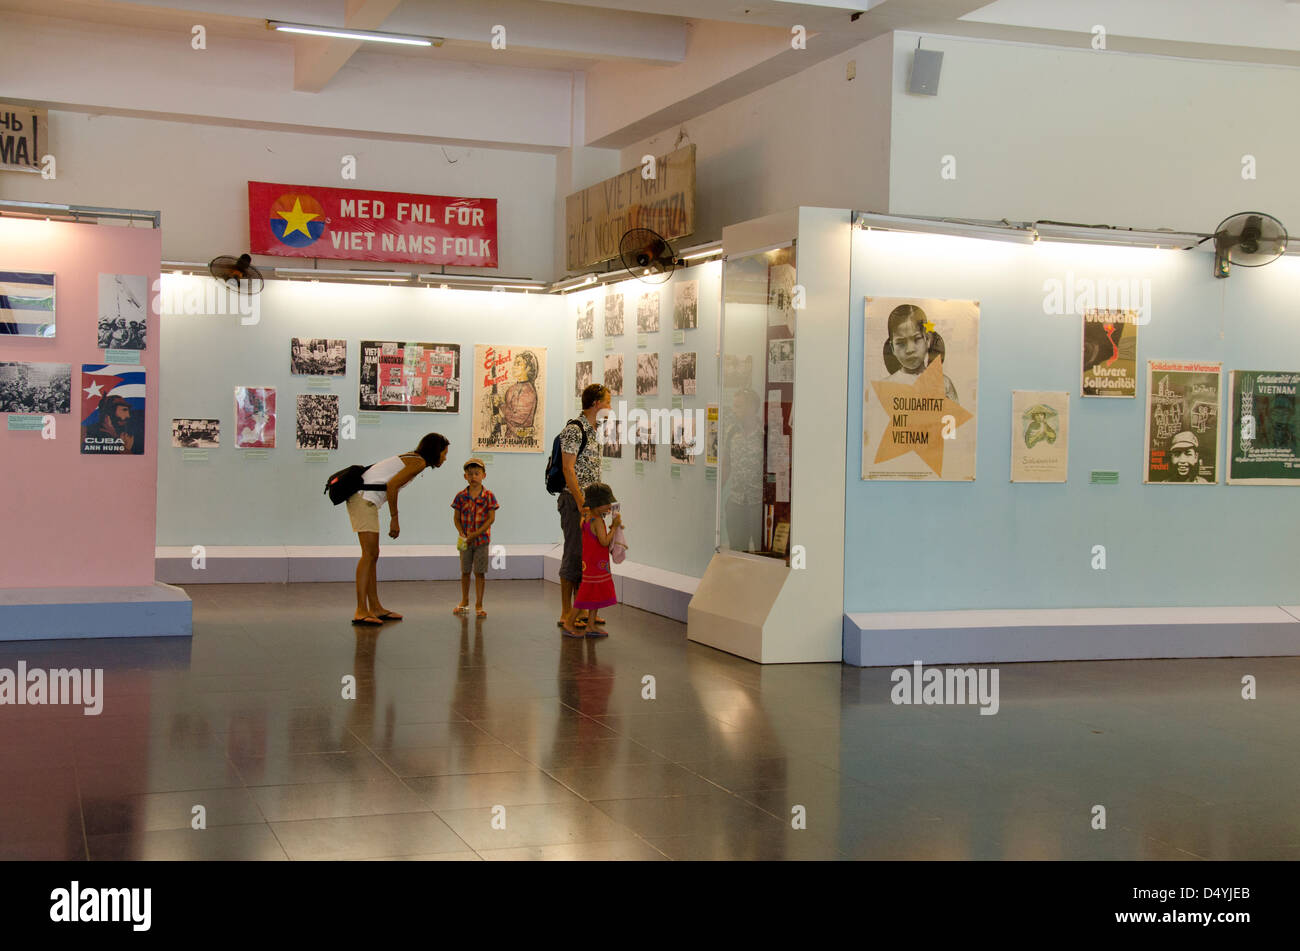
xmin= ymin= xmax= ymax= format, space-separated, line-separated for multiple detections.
xmin=81 ymin=364 xmax=146 ymax=455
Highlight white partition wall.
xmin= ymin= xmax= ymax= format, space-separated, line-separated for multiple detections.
xmin=688 ymin=207 xmax=849 ymax=663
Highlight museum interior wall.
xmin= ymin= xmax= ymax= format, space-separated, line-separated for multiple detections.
xmin=845 ymin=226 xmax=1300 ymax=614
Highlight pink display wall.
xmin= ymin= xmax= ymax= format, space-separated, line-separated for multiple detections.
xmin=0 ymin=218 xmax=162 ymax=588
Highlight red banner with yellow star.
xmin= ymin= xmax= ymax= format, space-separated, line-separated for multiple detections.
xmin=248 ymin=181 xmax=497 ymax=267
xmin=863 ymin=297 xmax=979 ymax=481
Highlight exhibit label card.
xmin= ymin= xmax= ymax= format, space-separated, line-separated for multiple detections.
xmin=671 ymin=464 xmax=681 ymax=478
xmin=242 ymin=449 xmax=269 ymax=460
xmin=673 ymin=330 xmax=685 ymax=345
xmin=358 ymin=412 xmax=381 ymax=425
xmin=1010 ymin=390 xmax=1069 ymax=483
xmin=104 ymin=349 xmax=141 ymax=365
xmin=1227 ymin=369 xmax=1300 ymax=484
xmin=635 ymin=461 xmax=644 ymax=476
xmin=7 ymin=414 xmax=44 ymax=431
xmin=1081 ymin=308 xmax=1138 ymax=398
xmin=637 ymin=334 xmax=648 ymax=349
xmin=182 ymin=449 xmax=208 ymax=462
xmin=1090 ymin=470 xmax=1119 ymax=484
xmin=304 ymin=451 xmax=330 ymax=463
xmin=1144 ymin=360 xmax=1221 ymax=484
xmin=307 ymin=377 xmax=332 ymax=389
xmin=863 ymin=297 xmax=978 ymax=481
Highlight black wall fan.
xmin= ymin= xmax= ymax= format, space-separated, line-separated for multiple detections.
xmin=1213 ymin=212 xmax=1288 ymax=279
xmin=619 ymin=228 xmax=683 ymax=285
xmin=209 ymin=253 xmax=266 ymax=295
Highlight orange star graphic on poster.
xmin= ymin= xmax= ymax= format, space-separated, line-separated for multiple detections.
xmin=870 ymin=356 xmax=973 ymax=475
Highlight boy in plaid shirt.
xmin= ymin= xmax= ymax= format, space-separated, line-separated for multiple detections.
xmin=451 ymin=458 xmax=500 ymax=617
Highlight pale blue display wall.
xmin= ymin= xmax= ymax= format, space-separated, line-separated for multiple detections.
xmin=845 ymin=228 xmax=1300 ymax=612
xmin=156 ymin=279 xmax=568 ymax=548
xmin=561 ymin=260 xmax=722 ymax=579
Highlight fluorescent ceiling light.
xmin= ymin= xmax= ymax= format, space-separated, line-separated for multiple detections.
xmin=268 ymin=21 xmax=441 ymax=46
xmin=680 ymin=241 xmax=723 ymax=261
xmin=855 ymin=213 xmax=1036 ymax=245
xmin=1034 ymin=223 xmax=1205 ymax=250
xmin=276 ymin=267 xmax=413 ymax=278
xmin=417 ymin=274 xmax=540 ymax=286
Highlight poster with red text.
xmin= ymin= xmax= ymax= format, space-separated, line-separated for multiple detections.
xmin=472 ymin=344 xmax=546 ymax=453
xmin=248 ymin=181 xmax=497 ymax=267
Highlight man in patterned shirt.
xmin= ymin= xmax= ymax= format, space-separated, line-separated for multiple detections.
xmin=452 ymin=458 xmax=500 ymax=617
xmin=558 ymin=383 xmax=609 ymax=631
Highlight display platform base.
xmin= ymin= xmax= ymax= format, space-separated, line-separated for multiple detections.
xmin=0 ymin=583 xmax=193 ymax=641
xmin=541 ymin=548 xmax=698 ymax=623
xmin=157 ymin=545 xmax=555 ymax=584
xmin=686 ymin=551 xmax=791 ymax=663
xmin=843 ymin=605 xmax=1300 ymax=667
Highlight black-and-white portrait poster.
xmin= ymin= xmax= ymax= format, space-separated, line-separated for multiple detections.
xmin=575 ymin=360 xmax=592 ymax=398
xmin=637 ymin=352 xmax=659 ymax=396
xmin=863 ymin=297 xmax=979 ymax=481
xmin=291 ymin=338 xmax=347 ymax=376
xmin=674 ymin=280 xmax=698 ymax=330
xmin=172 ymin=418 xmax=220 ymax=448
xmin=576 ymin=299 xmax=594 ymax=340
xmin=672 ymin=351 xmax=697 ymax=396
xmin=97 ymin=273 xmax=148 ymax=350
xmin=296 ymin=394 xmax=339 ymax=450
xmin=604 ymin=290 xmax=625 ymax=336
xmin=604 ymin=353 xmax=624 ymax=396
xmin=637 ymin=291 xmax=660 ymax=334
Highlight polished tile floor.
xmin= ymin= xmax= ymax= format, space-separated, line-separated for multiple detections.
xmin=4 ymin=580 xmax=1300 ymax=860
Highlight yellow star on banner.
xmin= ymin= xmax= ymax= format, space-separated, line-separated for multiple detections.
xmin=870 ymin=356 xmax=973 ymax=476
xmin=276 ymin=198 xmax=320 ymax=238
xmin=923 ymin=320 xmax=935 ymax=333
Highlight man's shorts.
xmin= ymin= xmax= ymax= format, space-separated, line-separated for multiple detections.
xmin=557 ymin=491 xmax=583 ymax=584
xmin=347 ymin=494 xmax=381 ymax=534
xmin=460 ymin=542 xmax=490 ymax=575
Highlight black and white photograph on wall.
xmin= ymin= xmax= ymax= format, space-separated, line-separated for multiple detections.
xmin=863 ymin=296 xmax=979 ymax=482
xmin=670 ymin=415 xmax=698 ymax=464
xmin=637 ymin=290 xmax=660 ymax=334
xmin=601 ymin=418 xmax=623 ymax=458
xmin=636 ymin=352 xmax=658 ymax=396
xmin=604 ymin=353 xmax=624 ymax=396
xmin=633 ymin=417 xmax=656 ymax=462
xmin=172 ymin=418 xmax=220 ymax=448
xmin=290 ymin=338 xmax=347 ymax=376
xmin=575 ymin=360 xmax=592 ymax=398
xmin=672 ymin=351 xmax=696 ymax=396
xmin=0 ymin=361 xmax=71 ymax=413
xmin=96 ymin=273 xmax=148 ymax=350
xmin=604 ymin=290 xmax=624 ymax=336
xmin=1144 ymin=360 xmax=1221 ymax=484
xmin=576 ymin=299 xmax=595 ymax=340
xmin=296 ymin=394 xmax=340 ymax=450
xmin=674 ymin=279 xmax=698 ymax=330
xmin=768 ymin=338 xmax=794 ymax=384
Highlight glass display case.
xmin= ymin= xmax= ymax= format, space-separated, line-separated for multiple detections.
xmin=717 ymin=243 xmax=795 ymax=563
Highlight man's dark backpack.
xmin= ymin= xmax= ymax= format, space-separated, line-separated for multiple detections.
xmin=544 ymin=419 xmax=587 ymax=495
xmin=323 ymin=464 xmax=388 ymax=505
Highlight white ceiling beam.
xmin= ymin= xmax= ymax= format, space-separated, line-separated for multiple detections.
xmin=291 ymin=0 xmax=404 ymax=93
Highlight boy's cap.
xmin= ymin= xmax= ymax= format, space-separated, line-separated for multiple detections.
xmin=464 ymin=457 xmax=487 ymax=471
xmin=584 ymin=482 xmax=616 ymax=508
xmin=1170 ymin=432 xmax=1198 ymax=451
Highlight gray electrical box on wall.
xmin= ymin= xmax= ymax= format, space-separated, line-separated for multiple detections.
xmin=909 ymin=48 xmax=943 ymax=95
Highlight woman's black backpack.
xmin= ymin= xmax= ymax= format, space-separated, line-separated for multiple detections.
xmin=324 ymin=464 xmax=388 ymax=505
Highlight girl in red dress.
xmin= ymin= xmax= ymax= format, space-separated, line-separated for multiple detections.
xmin=565 ymin=482 xmax=621 ymax=638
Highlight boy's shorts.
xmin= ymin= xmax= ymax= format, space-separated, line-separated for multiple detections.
xmin=460 ymin=543 xmax=489 ymax=575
